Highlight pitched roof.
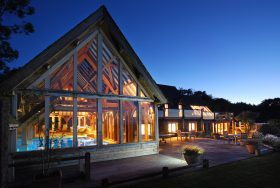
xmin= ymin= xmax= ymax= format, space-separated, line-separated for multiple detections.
xmin=0 ymin=6 xmax=166 ymax=104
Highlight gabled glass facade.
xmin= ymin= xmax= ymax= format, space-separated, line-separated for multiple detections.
xmin=15 ymin=32 xmax=156 ymax=152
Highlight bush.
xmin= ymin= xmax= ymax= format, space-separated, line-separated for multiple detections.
xmin=259 ymin=125 xmax=280 ymax=136
xmin=262 ymin=134 xmax=278 ymax=146
xmin=252 ymin=131 xmax=264 ymax=140
xmin=182 ymin=145 xmax=204 ymax=156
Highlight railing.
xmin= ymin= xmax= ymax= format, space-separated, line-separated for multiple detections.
xmin=184 ymin=110 xmax=201 ymax=118
xmin=159 ymin=109 xmax=233 ymax=120
xmin=203 ymin=111 xmax=215 ymax=120
xmin=8 ymin=152 xmax=91 ymax=181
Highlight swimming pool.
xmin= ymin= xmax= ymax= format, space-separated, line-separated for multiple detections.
xmin=16 ymin=137 xmax=97 ymax=152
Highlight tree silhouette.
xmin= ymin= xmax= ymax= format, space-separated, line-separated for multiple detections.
xmin=0 ymin=0 xmax=35 ymax=71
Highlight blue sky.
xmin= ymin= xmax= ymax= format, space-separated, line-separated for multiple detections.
xmin=6 ymin=0 xmax=280 ymax=105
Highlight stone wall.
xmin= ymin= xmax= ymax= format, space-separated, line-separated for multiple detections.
xmin=83 ymin=142 xmax=159 ymax=162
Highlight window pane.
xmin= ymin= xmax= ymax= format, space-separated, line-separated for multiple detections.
xmin=102 ymin=42 xmax=119 ymax=94
xmin=49 ymin=96 xmax=73 ymax=148
xmin=51 ymin=56 xmax=74 ymax=91
xmin=122 ymin=66 xmax=137 ymax=96
xmin=77 ymin=37 xmax=98 ymax=93
xmin=77 ymin=98 xmax=97 ymax=146
xmin=17 ymin=93 xmax=45 ymax=152
xmin=122 ymin=101 xmax=138 ymax=143
xmin=141 ymin=102 xmax=155 ymax=141
xmin=102 ymin=99 xmax=119 ymax=144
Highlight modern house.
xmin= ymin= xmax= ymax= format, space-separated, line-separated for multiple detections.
xmin=0 ymin=6 xmax=167 ymax=162
xmin=157 ymin=84 xmax=236 ymax=136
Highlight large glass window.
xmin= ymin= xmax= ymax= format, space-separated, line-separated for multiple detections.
xmin=49 ymin=96 xmax=73 ymax=148
xmin=122 ymin=101 xmax=138 ymax=143
xmin=102 ymin=99 xmax=119 ymax=144
xmin=16 ymin=93 xmax=46 ymax=151
xmin=77 ymin=98 xmax=97 ymax=146
xmin=102 ymin=42 xmax=119 ymax=95
xmin=77 ymin=37 xmax=98 ymax=93
xmin=122 ymin=66 xmax=137 ymax=96
xmin=141 ymin=102 xmax=155 ymax=141
xmin=51 ymin=56 xmax=74 ymax=91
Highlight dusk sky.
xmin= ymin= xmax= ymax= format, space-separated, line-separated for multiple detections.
xmin=6 ymin=0 xmax=280 ymax=105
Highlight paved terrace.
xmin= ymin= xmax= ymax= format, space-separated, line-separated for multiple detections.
xmin=11 ymin=138 xmax=253 ymax=187
xmin=65 ymin=138 xmax=253 ymax=187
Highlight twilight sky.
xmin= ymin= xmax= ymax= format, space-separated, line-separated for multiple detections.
xmin=6 ymin=0 xmax=280 ymax=105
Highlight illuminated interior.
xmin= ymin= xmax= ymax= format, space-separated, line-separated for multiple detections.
xmin=141 ymin=102 xmax=155 ymax=141
xmin=15 ymin=33 xmax=156 ymax=152
xmin=168 ymin=123 xmax=178 ymax=133
xmin=188 ymin=122 xmax=197 ymax=131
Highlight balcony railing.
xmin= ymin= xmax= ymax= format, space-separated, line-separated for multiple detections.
xmin=184 ymin=110 xmax=201 ymax=118
xmin=158 ymin=109 xmax=232 ymax=120
xmin=203 ymin=111 xmax=215 ymax=120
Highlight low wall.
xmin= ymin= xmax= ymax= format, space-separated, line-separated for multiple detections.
xmin=85 ymin=142 xmax=159 ymax=162
xmin=11 ymin=141 xmax=159 ymax=165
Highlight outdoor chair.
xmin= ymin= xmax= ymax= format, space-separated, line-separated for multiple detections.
xmin=238 ymin=133 xmax=248 ymax=145
xmin=189 ymin=131 xmax=196 ymax=140
xmin=176 ymin=130 xmax=186 ymax=141
xmin=223 ymin=132 xmax=234 ymax=144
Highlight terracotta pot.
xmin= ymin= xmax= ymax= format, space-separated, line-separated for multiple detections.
xmin=184 ymin=154 xmax=199 ymax=165
xmin=33 ymin=170 xmax=62 ymax=188
xmin=245 ymin=144 xmax=256 ymax=154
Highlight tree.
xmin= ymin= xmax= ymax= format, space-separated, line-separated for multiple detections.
xmin=0 ymin=0 xmax=35 ymax=71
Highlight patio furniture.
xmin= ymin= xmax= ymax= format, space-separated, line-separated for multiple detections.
xmin=224 ymin=133 xmax=236 ymax=144
xmin=189 ymin=131 xmax=196 ymax=140
xmin=177 ymin=130 xmax=186 ymax=141
xmin=238 ymin=133 xmax=248 ymax=145
xmin=159 ymin=133 xmax=175 ymax=143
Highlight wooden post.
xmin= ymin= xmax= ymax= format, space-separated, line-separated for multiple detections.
xmin=155 ymin=105 xmax=159 ymax=144
xmin=73 ymin=48 xmax=78 ymax=148
xmin=0 ymin=97 xmax=10 ymax=187
xmin=119 ymin=60 xmax=123 ymax=144
xmin=85 ymin=152 xmax=91 ymax=181
xmin=45 ymin=75 xmax=50 ymax=150
xmin=73 ymin=97 xmax=78 ymax=148
xmin=138 ymin=101 xmax=142 ymax=142
xmin=162 ymin=167 xmax=169 ymax=178
xmin=97 ymin=32 xmax=103 ymax=146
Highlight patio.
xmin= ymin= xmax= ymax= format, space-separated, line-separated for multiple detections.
xmin=159 ymin=137 xmax=253 ymax=167
xmin=65 ymin=138 xmax=253 ymax=187
xmin=12 ymin=138 xmax=254 ymax=188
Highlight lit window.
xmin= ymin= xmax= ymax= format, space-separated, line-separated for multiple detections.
xmin=168 ymin=123 xmax=177 ymax=133
xmin=164 ymin=104 xmax=168 ymax=109
xmin=178 ymin=104 xmax=182 ymax=110
xmin=189 ymin=122 xmax=196 ymax=131
xmin=141 ymin=124 xmax=145 ymax=135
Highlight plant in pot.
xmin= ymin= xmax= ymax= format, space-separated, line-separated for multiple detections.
xmin=182 ymin=145 xmax=204 ymax=165
xmin=33 ymin=109 xmax=64 ymax=188
xmin=245 ymin=139 xmax=259 ymax=154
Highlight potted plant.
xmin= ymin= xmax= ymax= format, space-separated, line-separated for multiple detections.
xmin=182 ymin=145 xmax=204 ymax=165
xmin=245 ymin=139 xmax=258 ymax=154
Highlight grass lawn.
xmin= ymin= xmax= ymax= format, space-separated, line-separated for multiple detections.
xmin=132 ymin=152 xmax=280 ymax=188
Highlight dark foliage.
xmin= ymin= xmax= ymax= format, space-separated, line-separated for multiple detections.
xmin=0 ymin=0 xmax=35 ymax=70
xmin=259 ymin=124 xmax=280 ymax=136
xmin=178 ymin=87 xmax=280 ymax=123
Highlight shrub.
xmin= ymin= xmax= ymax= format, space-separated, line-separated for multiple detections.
xmin=182 ymin=145 xmax=204 ymax=156
xmin=252 ymin=131 xmax=264 ymax=140
xmin=259 ymin=125 xmax=280 ymax=136
xmin=262 ymin=134 xmax=278 ymax=146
